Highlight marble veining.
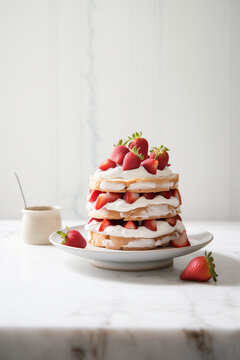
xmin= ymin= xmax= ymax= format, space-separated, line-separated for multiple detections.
xmin=0 ymin=221 xmax=240 ymax=360
xmin=183 ymin=329 xmax=213 ymax=360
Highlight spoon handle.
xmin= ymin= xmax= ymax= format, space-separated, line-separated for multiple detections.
xmin=13 ymin=171 xmax=27 ymax=209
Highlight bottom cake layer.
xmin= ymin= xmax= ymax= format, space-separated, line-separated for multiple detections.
xmin=88 ymin=230 xmax=182 ymax=250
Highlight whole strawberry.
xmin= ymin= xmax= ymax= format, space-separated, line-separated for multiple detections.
xmin=122 ymin=145 xmax=144 ymax=170
xmin=127 ymin=132 xmax=149 ymax=160
xmin=180 ymin=251 xmax=218 ymax=282
xmin=57 ymin=226 xmax=87 ymax=248
xmin=110 ymin=139 xmax=129 ymax=165
xmin=150 ymin=145 xmax=170 ymax=170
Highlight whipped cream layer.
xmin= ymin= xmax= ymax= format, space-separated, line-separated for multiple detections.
xmin=123 ymin=205 xmax=180 ymax=218
xmin=93 ymin=165 xmax=172 ymax=180
xmin=100 ymin=181 xmax=125 ymax=191
xmin=123 ymin=233 xmax=180 ymax=248
xmin=100 ymin=234 xmax=179 ymax=249
xmin=87 ymin=195 xmax=179 ymax=212
xmin=88 ymin=205 xmax=179 ymax=218
xmin=86 ymin=220 xmax=185 ymax=239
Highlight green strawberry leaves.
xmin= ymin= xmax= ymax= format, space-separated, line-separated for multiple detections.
xmin=150 ymin=145 xmax=170 ymax=159
xmin=205 ymin=251 xmax=218 ymax=282
xmin=113 ymin=132 xmax=144 ymax=147
xmin=150 ymin=145 xmax=170 ymax=152
xmin=125 ymin=131 xmax=143 ymax=144
xmin=130 ymin=145 xmax=144 ymax=160
xmin=113 ymin=139 xmax=124 ymax=147
xmin=57 ymin=226 xmax=69 ymax=245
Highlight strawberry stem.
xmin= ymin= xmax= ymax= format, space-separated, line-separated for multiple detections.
xmin=205 ymin=251 xmax=218 ymax=282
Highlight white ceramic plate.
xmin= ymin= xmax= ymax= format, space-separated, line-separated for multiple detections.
xmin=49 ymin=224 xmax=213 ymax=271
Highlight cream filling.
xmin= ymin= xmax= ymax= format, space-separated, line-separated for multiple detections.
xmin=87 ymin=205 xmax=180 ymax=218
xmin=122 ymin=205 xmax=180 ymax=218
xmin=128 ymin=182 xmax=157 ymax=190
xmin=95 ymin=234 xmax=180 ymax=248
xmin=123 ymin=233 xmax=180 ymax=248
xmin=128 ymin=180 xmax=175 ymax=191
xmin=93 ymin=165 xmax=172 ymax=180
xmin=87 ymin=195 xmax=179 ymax=212
xmin=100 ymin=181 xmax=125 ymax=191
xmin=85 ymin=220 xmax=185 ymax=239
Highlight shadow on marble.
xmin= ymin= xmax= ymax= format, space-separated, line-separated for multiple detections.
xmin=212 ymin=252 xmax=240 ymax=286
xmin=65 ymin=252 xmax=240 ymax=287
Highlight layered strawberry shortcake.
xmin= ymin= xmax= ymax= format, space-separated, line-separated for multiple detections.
xmin=85 ymin=132 xmax=190 ymax=250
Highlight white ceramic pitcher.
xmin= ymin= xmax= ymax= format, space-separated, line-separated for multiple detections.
xmin=22 ymin=206 xmax=62 ymax=245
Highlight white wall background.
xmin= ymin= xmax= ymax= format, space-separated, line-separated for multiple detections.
xmin=0 ymin=0 xmax=240 ymax=220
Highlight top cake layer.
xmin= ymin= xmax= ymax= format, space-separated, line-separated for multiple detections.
xmin=90 ymin=171 xmax=179 ymax=193
xmin=89 ymin=133 xmax=178 ymax=193
xmin=90 ymin=157 xmax=179 ymax=193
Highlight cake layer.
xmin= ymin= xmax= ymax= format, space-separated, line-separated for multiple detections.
xmin=90 ymin=173 xmax=179 ymax=193
xmin=88 ymin=193 xmax=179 ymax=211
xmin=88 ymin=230 xmax=182 ymax=250
xmin=87 ymin=192 xmax=180 ymax=220
xmin=88 ymin=204 xmax=180 ymax=220
xmin=85 ymin=219 xmax=184 ymax=239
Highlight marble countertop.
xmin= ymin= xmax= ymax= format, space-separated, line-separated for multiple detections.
xmin=0 ymin=220 xmax=240 ymax=360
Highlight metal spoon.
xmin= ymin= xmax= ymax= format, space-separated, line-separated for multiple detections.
xmin=13 ymin=171 xmax=27 ymax=209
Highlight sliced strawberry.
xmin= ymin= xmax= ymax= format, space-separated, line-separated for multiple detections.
xmin=122 ymin=146 xmax=144 ymax=170
xmin=150 ymin=145 xmax=169 ymax=170
xmin=171 ymin=230 xmax=190 ymax=248
xmin=98 ymin=158 xmax=116 ymax=171
xmin=142 ymin=219 xmax=157 ymax=231
xmin=124 ymin=221 xmax=138 ymax=229
xmin=165 ymin=217 xmax=177 ymax=227
xmin=95 ymin=192 xmax=121 ymax=210
xmin=160 ymin=191 xmax=171 ymax=199
xmin=110 ymin=139 xmax=129 ymax=165
xmin=180 ymin=251 xmax=218 ymax=282
xmin=176 ymin=214 xmax=182 ymax=221
xmin=141 ymin=158 xmax=158 ymax=174
xmin=87 ymin=218 xmax=102 ymax=224
xmin=143 ymin=192 xmax=156 ymax=200
xmin=99 ymin=219 xmax=112 ymax=232
xmin=123 ymin=192 xmax=140 ymax=204
xmin=88 ymin=190 xmax=102 ymax=202
xmin=126 ymin=131 xmax=149 ymax=159
xmin=171 ymin=189 xmax=182 ymax=205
